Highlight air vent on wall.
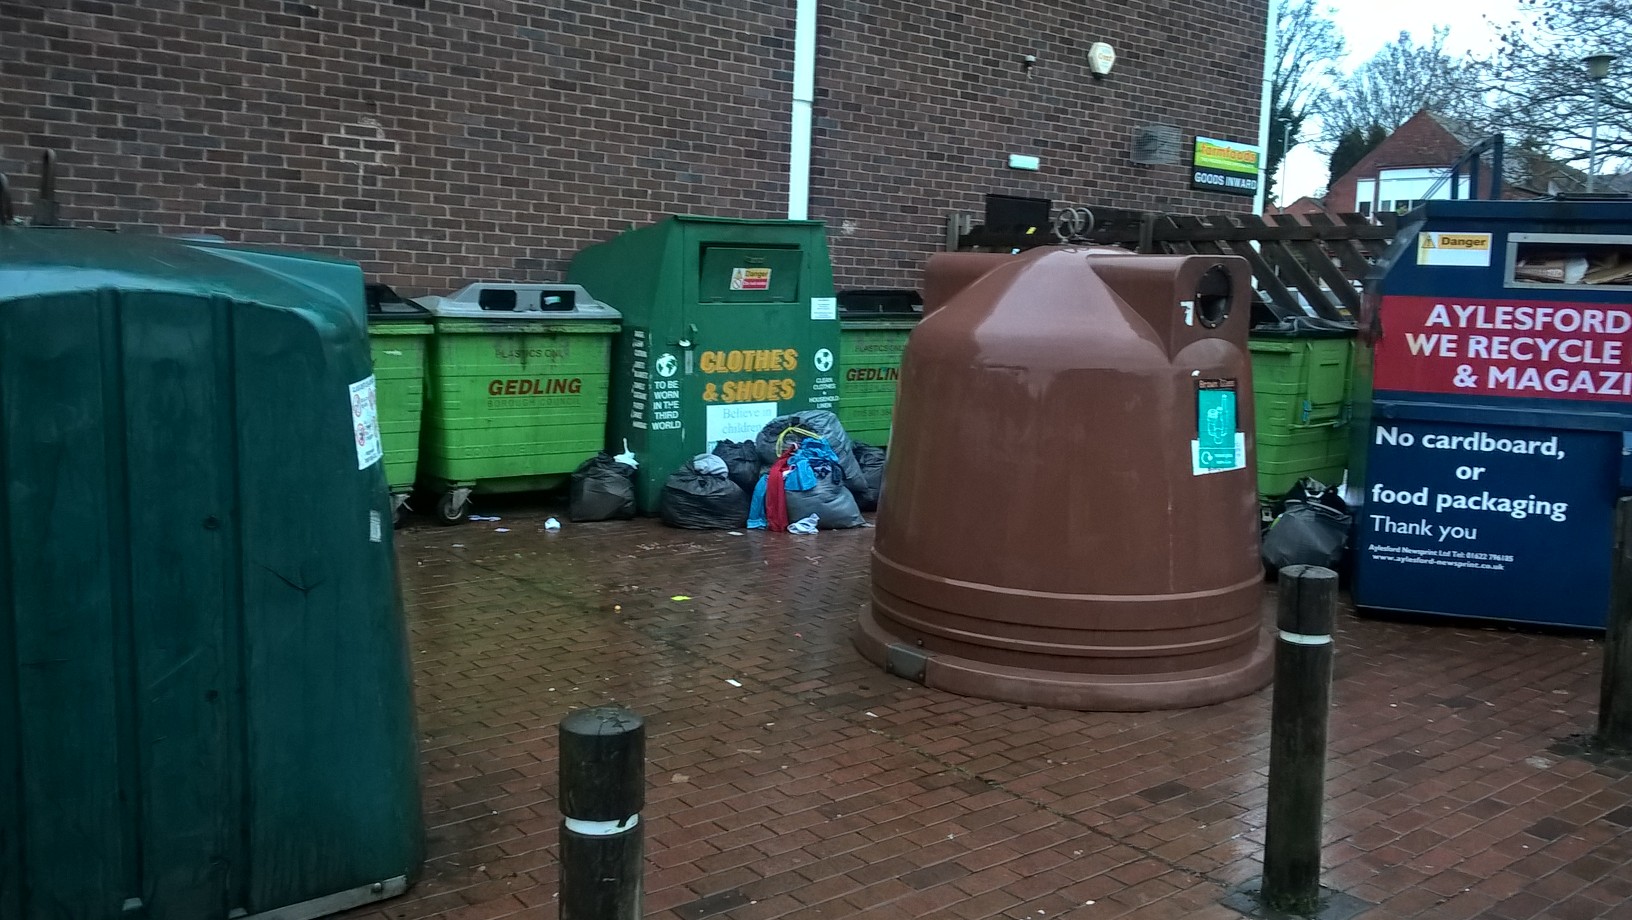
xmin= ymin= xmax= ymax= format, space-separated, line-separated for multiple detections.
xmin=1131 ymin=125 xmax=1182 ymax=165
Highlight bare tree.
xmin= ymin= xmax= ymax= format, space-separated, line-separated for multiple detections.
xmin=1266 ymin=0 xmax=1345 ymax=202
xmin=1489 ymin=0 xmax=1631 ymax=172
xmin=1318 ymin=28 xmax=1490 ymax=145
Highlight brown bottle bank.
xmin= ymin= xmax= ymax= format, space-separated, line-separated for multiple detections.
xmin=858 ymin=247 xmax=1273 ymax=711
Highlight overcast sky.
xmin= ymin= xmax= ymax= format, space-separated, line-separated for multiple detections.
xmin=1277 ymin=0 xmax=1527 ymax=203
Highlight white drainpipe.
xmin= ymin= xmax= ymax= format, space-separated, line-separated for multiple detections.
xmin=1253 ymin=0 xmax=1281 ymax=214
xmin=788 ymin=0 xmax=816 ymax=220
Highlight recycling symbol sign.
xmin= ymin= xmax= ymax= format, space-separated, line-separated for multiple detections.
xmin=813 ymin=348 xmax=834 ymax=373
xmin=655 ymin=353 xmax=678 ymax=378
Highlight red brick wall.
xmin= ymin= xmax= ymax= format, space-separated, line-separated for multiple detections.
xmin=1 ymin=0 xmax=1267 ymax=294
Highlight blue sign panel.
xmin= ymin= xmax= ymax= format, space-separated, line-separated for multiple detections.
xmin=1352 ymin=417 xmax=1618 ymax=628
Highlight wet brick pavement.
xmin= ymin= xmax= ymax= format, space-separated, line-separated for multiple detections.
xmin=341 ymin=505 xmax=1632 ymax=920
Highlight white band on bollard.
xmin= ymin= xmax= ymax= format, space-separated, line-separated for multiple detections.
xmin=1278 ymin=630 xmax=1332 ymax=646
xmin=563 ymin=814 xmax=640 ymax=836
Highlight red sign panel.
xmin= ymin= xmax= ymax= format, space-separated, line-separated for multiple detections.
xmin=1373 ymin=295 xmax=1632 ymax=403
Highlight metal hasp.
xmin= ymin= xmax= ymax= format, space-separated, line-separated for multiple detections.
xmin=0 ymin=228 xmax=423 ymax=919
xmin=858 ymin=246 xmax=1274 ymax=711
xmin=568 ymin=216 xmax=840 ymax=512
xmin=1350 ymin=199 xmax=1632 ymax=629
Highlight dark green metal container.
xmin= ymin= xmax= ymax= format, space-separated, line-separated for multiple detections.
xmin=568 ymin=216 xmax=840 ymax=511
xmin=0 ymin=228 xmax=423 ymax=920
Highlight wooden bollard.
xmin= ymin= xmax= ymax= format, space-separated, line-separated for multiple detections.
xmin=1262 ymin=565 xmax=1338 ymax=915
xmin=1599 ymin=497 xmax=1632 ymax=750
xmin=559 ymin=706 xmax=645 ymax=920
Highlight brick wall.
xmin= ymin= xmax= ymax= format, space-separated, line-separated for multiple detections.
xmin=0 ymin=0 xmax=1268 ymax=294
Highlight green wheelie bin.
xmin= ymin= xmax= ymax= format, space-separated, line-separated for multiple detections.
xmin=1248 ymin=315 xmax=1357 ymax=500
xmin=836 ymin=289 xmax=922 ymax=446
xmin=366 ymin=283 xmax=432 ymax=524
xmin=418 ymin=283 xmax=621 ymax=524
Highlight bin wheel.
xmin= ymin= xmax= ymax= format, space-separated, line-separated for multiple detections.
xmin=392 ymin=503 xmax=406 ymax=528
xmin=435 ymin=491 xmax=469 ymax=526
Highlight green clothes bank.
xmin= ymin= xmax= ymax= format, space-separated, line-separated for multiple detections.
xmin=570 ymin=216 xmax=842 ymax=511
xmin=0 ymin=229 xmax=422 ymax=920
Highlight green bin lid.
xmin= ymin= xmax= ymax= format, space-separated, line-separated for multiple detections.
xmin=1249 ymin=316 xmax=1357 ymax=340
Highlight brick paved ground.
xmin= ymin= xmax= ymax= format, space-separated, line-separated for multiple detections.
xmin=342 ymin=504 xmax=1632 ymax=920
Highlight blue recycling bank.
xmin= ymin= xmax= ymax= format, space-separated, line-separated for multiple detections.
xmin=1353 ymin=200 xmax=1632 ymax=629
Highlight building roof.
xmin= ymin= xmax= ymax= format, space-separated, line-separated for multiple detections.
xmin=1323 ymin=109 xmax=1592 ymax=209
xmin=1265 ymin=196 xmax=1331 ymax=218
xmin=1441 ymin=110 xmax=1596 ymax=196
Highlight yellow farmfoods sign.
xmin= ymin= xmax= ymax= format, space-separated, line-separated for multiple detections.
xmin=1192 ymin=136 xmax=1261 ymax=197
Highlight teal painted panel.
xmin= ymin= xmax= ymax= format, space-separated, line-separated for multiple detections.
xmin=1 ymin=294 xmax=132 ymax=917
xmin=122 ymin=293 xmax=237 ymax=916
xmin=235 ymin=303 xmax=423 ymax=911
xmin=0 ymin=228 xmax=422 ymax=920
xmin=0 ymin=326 xmax=15 ymax=919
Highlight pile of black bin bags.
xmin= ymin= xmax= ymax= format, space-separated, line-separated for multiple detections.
xmin=1261 ymin=477 xmax=1352 ymax=574
xmin=663 ymin=410 xmax=887 ymax=531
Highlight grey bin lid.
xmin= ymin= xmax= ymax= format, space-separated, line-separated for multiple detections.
xmin=419 ymin=282 xmax=621 ymax=321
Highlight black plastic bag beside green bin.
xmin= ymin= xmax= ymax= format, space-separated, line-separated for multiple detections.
xmin=570 ymin=453 xmax=638 ymax=522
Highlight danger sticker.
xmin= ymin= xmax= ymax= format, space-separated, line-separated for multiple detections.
xmin=1418 ymin=232 xmax=1493 ymax=267
xmin=730 ymin=267 xmax=772 ymax=291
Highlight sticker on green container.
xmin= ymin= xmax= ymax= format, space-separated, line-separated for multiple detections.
xmin=731 ymin=267 xmax=772 ymax=290
xmin=1193 ymin=378 xmax=1245 ymax=474
xmin=349 ymin=375 xmax=383 ymax=470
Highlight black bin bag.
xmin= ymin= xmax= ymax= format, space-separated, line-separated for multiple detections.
xmin=569 ymin=453 xmax=636 ymax=522
xmin=712 ymin=439 xmax=764 ymax=495
xmin=851 ymin=443 xmax=886 ymax=512
xmin=659 ymin=461 xmax=749 ymax=530
xmin=1262 ymin=501 xmax=1351 ymax=572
